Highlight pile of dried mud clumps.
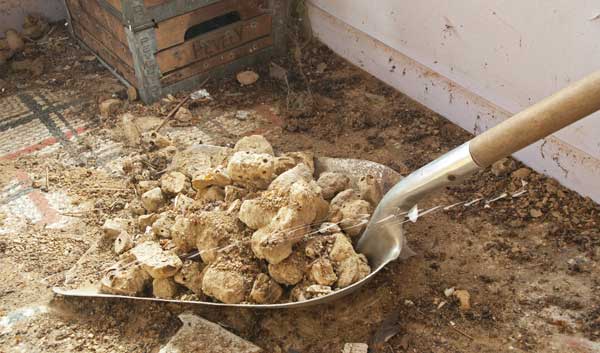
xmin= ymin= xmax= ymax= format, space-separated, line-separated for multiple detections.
xmin=100 ymin=134 xmax=382 ymax=304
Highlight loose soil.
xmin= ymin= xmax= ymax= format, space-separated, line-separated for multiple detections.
xmin=0 ymin=25 xmax=598 ymax=353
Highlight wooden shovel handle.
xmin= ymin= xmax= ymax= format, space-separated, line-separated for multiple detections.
xmin=469 ymin=71 xmax=600 ymax=167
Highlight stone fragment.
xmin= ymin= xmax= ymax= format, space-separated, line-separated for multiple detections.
xmin=100 ymin=256 xmax=150 ymax=296
xmin=161 ymin=171 xmax=188 ymax=195
xmin=234 ymin=135 xmax=274 ymax=155
xmin=511 ymin=167 xmax=532 ymax=179
xmin=250 ymin=273 xmax=283 ymax=304
xmin=100 ymin=99 xmax=122 ymax=118
xmin=224 ymin=185 xmax=248 ymax=203
xmin=453 ymin=289 xmax=471 ymax=311
xmin=310 ymin=258 xmax=337 ymax=286
xmin=339 ymin=200 xmax=372 ymax=237
xmin=336 ymin=254 xmax=370 ymax=288
xmin=153 ymin=278 xmax=179 ymax=299
xmin=227 ymin=152 xmax=274 ymax=189
xmin=138 ymin=180 xmax=160 ymax=194
xmin=268 ymin=252 xmax=306 ymax=286
xmin=202 ymin=266 xmax=248 ymax=304
xmin=491 ymin=158 xmax=516 ymax=177
xmin=317 ymin=172 xmax=351 ymax=200
xmin=175 ymin=107 xmax=193 ymax=122
xmin=152 ymin=212 xmax=175 ymax=238
xmin=158 ymin=313 xmax=263 ymax=353
xmin=142 ymin=187 xmax=165 ymax=212
xmin=236 ymin=70 xmax=259 ymax=86
xmin=196 ymin=186 xmax=225 ymax=204
xmin=174 ymin=260 xmax=204 ymax=295
xmin=102 ymin=218 xmax=128 ymax=239
xmin=5 ymin=29 xmax=24 ymax=53
xmin=138 ymin=213 xmax=158 ymax=231
xmin=282 ymin=151 xmax=315 ymax=174
xmin=268 ymin=164 xmax=313 ymax=192
xmin=239 ymin=198 xmax=278 ymax=230
xmin=191 ymin=166 xmax=231 ymax=190
xmin=357 ymin=174 xmax=382 ymax=205
xmin=342 ymin=343 xmax=369 ymax=353
xmin=131 ymin=241 xmax=182 ymax=279
xmin=120 ymin=113 xmax=141 ymax=146
xmin=114 ymin=231 xmax=133 ymax=254
xmin=170 ymin=216 xmax=196 ymax=254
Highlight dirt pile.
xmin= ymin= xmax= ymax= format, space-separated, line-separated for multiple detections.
xmin=98 ymin=131 xmax=379 ymax=304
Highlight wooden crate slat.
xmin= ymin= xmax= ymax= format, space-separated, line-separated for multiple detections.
xmin=161 ymin=36 xmax=273 ymax=86
xmin=155 ymin=0 xmax=267 ymax=50
xmin=77 ymin=0 xmax=129 ymax=46
xmin=66 ymin=0 xmax=133 ymax=67
xmin=156 ymin=14 xmax=272 ymax=73
xmin=71 ymin=21 xmax=138 ymax=85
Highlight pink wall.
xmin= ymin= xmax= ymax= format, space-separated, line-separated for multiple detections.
xmin=0 ymin=0 xmax=66 ymax=36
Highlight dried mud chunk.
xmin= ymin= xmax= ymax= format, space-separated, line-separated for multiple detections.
xmin=191 ymin=166 xmax=231 ymax=190
xmin=250 ymin=273 xmax=283 ymax=304
xmin=141 ymin=131 xmax=172 ymax=151
xmin=170 ymin=216 xmax=195 ymax=254
xmin=153 ymin=278 xmax=179 ymax=299
xmin=131 ymin=241 xmax=182 ymax=279
xmin=310 ymin=258 xmax=337 ymax=286
xmin=195 ymin=186 xmax=225 ymax=204
xmin=269 ymin=164 xmax=313 ymax=192
xmin=102 ymin=218 xmax=128 ymax=239
xmin=305 ymin=236 xmax=332 ymax=259
xmin=152 ymin=212 xmax=175 ymax=238
xmin=114 ymin=231 xmax=133 ymax=254
xmin=160 ymin=171 xmax=188 ymax=195
xmin=268 ymin=252 xmax=307 ymax=286
xmin=234 ymin=135 xmax=274 ymax=156
xmin=251 ymin=226 xmax=293 ymax=265
xmin=329 ymin=189 xmax=360 ymax=222
xmin=282 ymin=151 xmax=315 ymax=174
xmin=339 ymin=200 xmax=372 ymax=237
xmin=357 ymin=174 xmax=382 ymax=205
xmin=251 ymin=207 xmax=310 ymax=264
xmin=174 ymin=194 xmax=194 ymax=212
xmin=174 ymin=260 xmax=205 ymax=295
xmin=329 ymin=233 xmax=356 ymax=262
xmin=138 ymin=213 xmax=158 ymax=231
xmin=336 ymin=254 xmax=370 ymax=288
xmin=227 ymin=151 xmax=275 ymax=188
xmin=138 ymin=180 xmax=160 ymax=194
xmin=202 ymin=266 xmax=248 ymax=304
xmin=273 ymin=156 xmax=297 ymax=175
xmin=317 ymin=172 xmax=351 ymax=200
xmin=239 ymin=198 xmax=278 ymax=230
xmin=100 ymin=256 xmax=150 ymax=296
xmin=194 ymin=211 xmax=244 ymax=263
xmin=224 ymin=185 xmax=248 ymax=203
xmin=170 ymin=149 xmax=213 ymax=178
xmin=288 ymin=180 xmax=324 ymax=222
xmin=141 ymin=187 xmax=165 ymax=212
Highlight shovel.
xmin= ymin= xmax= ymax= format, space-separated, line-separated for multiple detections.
xmin=55 ymin=71 xmax=600 ymax=308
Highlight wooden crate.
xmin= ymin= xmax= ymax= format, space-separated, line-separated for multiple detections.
xmin=63 ymin=0 xmax=289 ymax=103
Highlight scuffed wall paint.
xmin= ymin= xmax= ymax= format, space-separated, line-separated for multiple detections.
xmin=0 ymin=0 xmax=65 ymax=35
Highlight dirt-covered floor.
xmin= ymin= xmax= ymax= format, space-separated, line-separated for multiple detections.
xmin=0 ymin=26 xmax=599 ymax=353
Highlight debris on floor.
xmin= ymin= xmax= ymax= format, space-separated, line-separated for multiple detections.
xmin=341 ymin=343 xmax=368 ymax=353
xmin=158 ymin=313 xmax=263 ymax=353
xmin=97 ymin=132 xmax=375 ymax=304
